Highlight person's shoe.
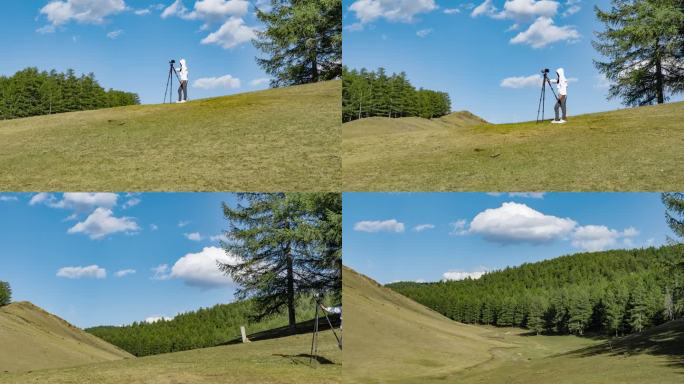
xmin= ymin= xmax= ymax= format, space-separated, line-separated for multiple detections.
xmin=180 ymin=100 xmax=187 ymax=103
xmin=559 ymin=119 xmax=567 ymax=124
xmin=551 ymin=120 xmax=560 ymax=124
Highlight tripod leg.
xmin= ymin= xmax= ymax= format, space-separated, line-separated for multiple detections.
xmin=310 ymin=304 xmax=319 ymax=364
xmin=164 ymin=68 xmax=172 ymax=104
xmin=321 ymin=310 xmax=342 ymax=349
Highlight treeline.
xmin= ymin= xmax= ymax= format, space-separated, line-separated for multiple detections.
xmin=0 ymin=67 xmax=139 ymax=120
xmin=87 ymin=297 xmax=322 ymax=357
xmin=342 ymin=66 xmax=451 ymax=122
xmin=0 ymin=281 xmax=10 ymax=306
xmin=388 ymin=245 xmax=684 ymax=337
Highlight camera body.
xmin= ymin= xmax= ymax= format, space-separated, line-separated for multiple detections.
xmin=541 ymin=68 xmax=550 ymax=75
xmin=169 ymin=59 xmax=176 ymax=65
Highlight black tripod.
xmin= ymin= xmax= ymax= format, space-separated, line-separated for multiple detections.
xmin=536 ymin=70 xmax=559 ymax=123
xmin=309 ymin=300 xmax=342 ymax=365
xmin=163 ymin=60 xmax=181 ymax=104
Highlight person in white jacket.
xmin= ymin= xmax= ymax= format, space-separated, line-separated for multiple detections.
xmin=552 ymin=68 xmax=568 ymax=123
xmin=176 ymin=59 xmax=189 ymax=103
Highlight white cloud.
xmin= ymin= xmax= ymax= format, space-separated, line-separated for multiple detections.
xmin=114 ymin=269 xmax=136 ymax=277
xmin=200 ymin=17 xmax=256 ymax=49
xmin=107 ymin=29 xmax=123 ymax=39
xmin=40 ymin=0 xmax=127 ymax=26
xmin=468 ymin=202 xmax=577 ymax=244
xmin=570 ymin=225 xmax=639 ymax=252
xmin=122 ymin=197 xmax=140 ymax=209
xmin=36 ymin=25 xmax=57 ymax=34
xmin=150 ymin=224 xmax=159 ymax=231
xmin=508 ymin=192 xmax=546 ymax=198
xmin=349 ymin=0 xmax=437 ymax=24
xmin=170 ymin=246 xmax=238 ymax=288
xmin=416 ymin=28 xmax=433 ymax=37
xmin=413 ymin=224 xmax=435 ymax=232
xmin=444 ymin=8 xmax=460 ymax=14
xmin=562 ymin=4 xmax=580 ymax=16
xmin=250 ymin=78 xmax=270 ymax=86
xmin=184 ymin=232 xmax=203 ymax=241
xmin=178 ymin=220 xmax=191 ymax=227
xmin=67 ymin=207 xmax=140 ymax=240
xmin=161 ymin=0 xmax=189 ymax=18
xmin=501 ymin=74 xmax=542 ymax=88
xmin=57 ymin=265 xmax=106 ymax=279
xmin=510 ymin=16 xmax=579 ymax=48
xmin=472 ymin=0 xmax=559 ymax=21
xmin=449 ymin=219 xmax=468 ymax=235
xmin=193 ymin=74 xmax=241 ymax=89
xmin=134 ymin=9 xmax=150 ymax=15
xmin=442 ymin=269 xmax=488 ymax=281
xmin=210 ymin=233 xmax=229 ymax=242
xmin=30 ymin=192 xmax=118 ymax=211
xmin=163 ymin=0 xmax=248 ymax=21
xmin=145 ymin=315 xmax=174 ymax=323
xmin=0 ymin=195 xmax=18 ymax=202
xmin=594 ymin=74 xmax=610 ymax=89
xmin=353 ymin=219 xmax=405 ymax=233
xmin=151 ymin=264 xmax=171 ymax=280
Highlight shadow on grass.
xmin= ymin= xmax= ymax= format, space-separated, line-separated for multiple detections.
xmin=562 ymin=318 xmax=684 ymax=371
xmin=272 ymin=353 xmax=336 ymax=365
xmin=222 ymin=314 xmax=341 ymax=345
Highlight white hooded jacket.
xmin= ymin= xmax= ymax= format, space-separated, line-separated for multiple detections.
xmin=178 ymin=59 xmax=189 ymax=82
xmin=556 ymin=68 xmax=567 ymax=96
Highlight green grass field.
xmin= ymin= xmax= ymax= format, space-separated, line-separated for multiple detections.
xmin=0 ymin=81 xmax=340 ymax=191
xmin=0 ymin=302 xmax=132 ymax=372
xmin=0 ymin=302 xmax=341 ymax=383
xmin=342 ymin=102 xmax=684 ymax=191
xmin=343 ymin=267 xmax=684 ymax=384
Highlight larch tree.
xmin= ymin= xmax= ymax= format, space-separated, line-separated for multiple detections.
xmin=0 ymin=281 xmax=11 ymax=306
xmin=593 ymin=0 xmax=684 ymax=106
xmin=254 ymin=0 xmax=342 ymax=87
xmin=218 ymin=193 xmax=341 ymax=333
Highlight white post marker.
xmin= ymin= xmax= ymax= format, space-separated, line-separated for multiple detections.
xmin=241 ymin=326 xmax=250 ymax=343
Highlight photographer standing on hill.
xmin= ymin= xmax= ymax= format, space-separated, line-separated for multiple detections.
xmin=177 ymin=58 xmax=189 ymax=103
xmin=552 ymin=68 xmax=568 ymax=123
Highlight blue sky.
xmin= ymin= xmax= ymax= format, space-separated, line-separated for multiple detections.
xmin=342 ymin=0 xmax=683 ymax=123
xmin=0 ymin=192 xmax=242 ymax=328
xmin=1 ymin=0 xmax=272 ymax=104
xmin=343 ymin=193 xmax=673 ymax=284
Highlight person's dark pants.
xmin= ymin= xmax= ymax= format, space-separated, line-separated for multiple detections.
xmin=178 ymin=80 xmax=188 ymax=102
xmin=554 ymin=95 xmax=567 ymax=120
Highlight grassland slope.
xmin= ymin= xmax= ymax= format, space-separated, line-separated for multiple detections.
xmin=0 ymin=302 xmax=132 ymax=372
xmin=342 ymin=267 xmax=510 ymax=383
xmin=343 ymin=101 xmax=684 ymax=191
xmin=0 ymin=80 xmax=340 ymax=191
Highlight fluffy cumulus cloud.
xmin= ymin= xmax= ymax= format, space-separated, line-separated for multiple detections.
xmin=200 ymin=17 xmax=256 ymax=49
xmin=510 ymin=16 xmax=579 ymax=48
xmin=57 ymin=265 xmax=106 ymax=279
xmin=472 ymin=0 xmax=558 ymax=21
xmin=467 ymin=202 xmax=577 ymax=244
xmin=170 ymin=246 xmax=239 ymax=288
xmin=67 ymin=207 xmax=140 ymax=239
xmin=163 ymin=1 xmax=255 ymax=49
xmin=571 ymin=225 xmax=639 ymax=252
xmin=500 ymin=74 xmax=542 ymax=88
xmin=29 ymin=192 xmax=118 ymax=211
xmin=40 ymin=0 xmax=127 ymax=26
xmin=114 ymin=269 xmax=136 ymax=277
xmin=442 ymin=269 xmax=488 ymax=281
xmin=353 ymin=219 xmax=405 ymax=233
xmin=193 ymin=74 xmax=241 ymax=89
xmin=349 ymin=0 xmax=437 ymax=24
xmin=413 ymin=224 xmax=435 ymax=232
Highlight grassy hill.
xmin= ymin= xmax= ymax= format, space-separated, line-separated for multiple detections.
xmin=0 ymin=80 xmax=341 ymax=191
xmin=343 ymin=101 xmax=684 ymax=191
xmin=342 ymin=266 xmax=684 ymax=383
xmin=0 ymin=302 xmax=132 ymax=372
xmin=0 ymin=302 xmax=341 ymax=383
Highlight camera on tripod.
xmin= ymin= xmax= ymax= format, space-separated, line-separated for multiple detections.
xmin=541 ymin=68 xmax=550 ymax=75
xmin=536 ymin=68 xmax=559 ymax=123
xmin=169 ymin=59 xmax=176 ymax=65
